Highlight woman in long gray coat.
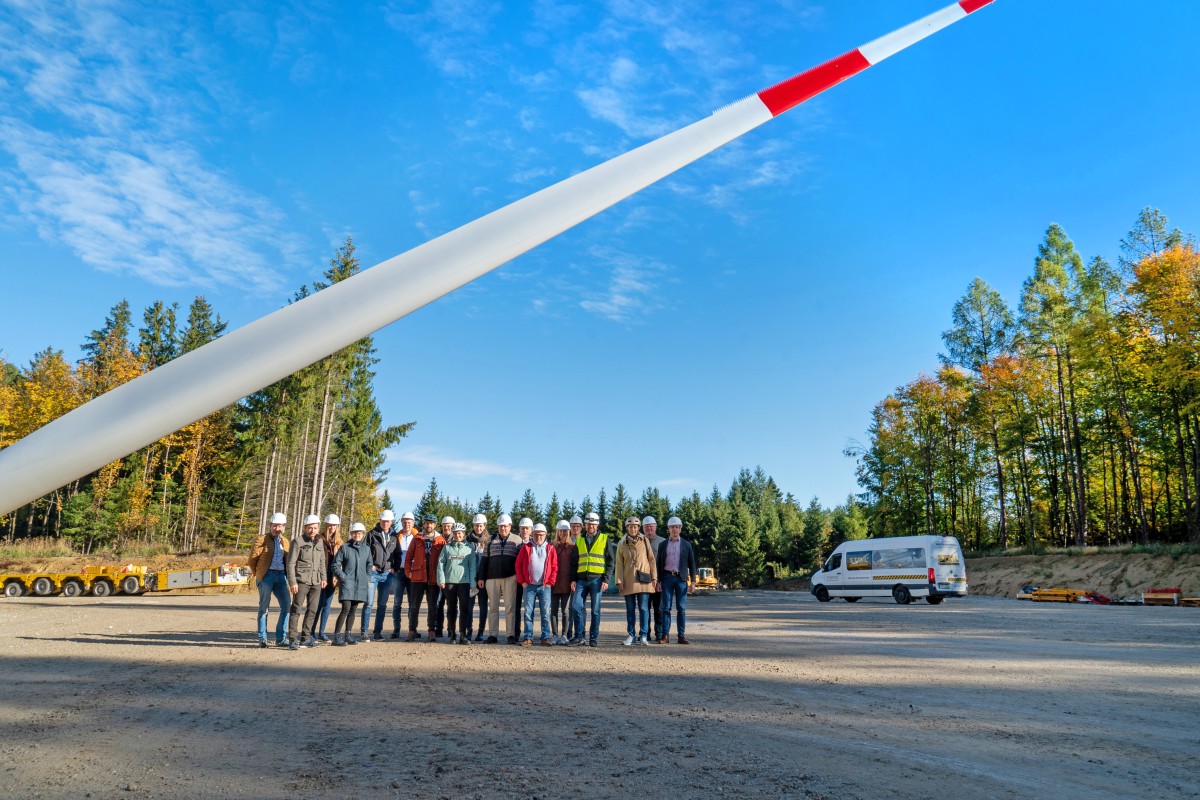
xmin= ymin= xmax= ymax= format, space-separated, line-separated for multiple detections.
xmin=331 ymin=522 xmax=372 ymax=646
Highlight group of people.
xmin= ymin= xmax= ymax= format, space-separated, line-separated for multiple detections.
xmin=247 ymin=510 xmax=700 ymax=650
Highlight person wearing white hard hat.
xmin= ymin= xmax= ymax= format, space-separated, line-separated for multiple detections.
xmin=285 ymin=514 xmax=328 ymax=649
xmin=642 ymin=516 xmax=665 ymax=643
xmin=365 ymin=509 xmax=399 ymax=641
xmin=515 ymin=523 xmax=557 ymax=646
xmin=468 ymin=513 xmax=489 ymax=641
xmin=656 ymin=516 xmax=697 ymax=644
xmin=436 ymin=523 xmax=476 ymax=644
xmin=568 ymin=511 xmax=615 ymax=647
xmin=402 ymin=514 xmax=447 ymax=641
xmin=616 ymin=516 xmax=657 ymax=646
xmin=568 ymin=515 xmax=583 ymax=544
xmin=247 ymin=511 xmax=292 ymax=647
xmin=316 ymin=514 xmax=343 ymax=642
xmin=434 ymin=516 xmax=456 ymax=639
xmin=550 ymin=521 xmax=578 ymax=644
xmin=477 ymin=513 xmax=521 ymax=643
xmin=512 ymin=517 xmax=534 ymax=640
xmin=388 ymin=511 xmax=417 ymax=638
xmin=331 ymin=522 xmax=372 ymax=645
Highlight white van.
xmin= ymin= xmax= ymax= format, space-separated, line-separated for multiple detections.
xmin=810 ymin=535 xmax=967 ymax=604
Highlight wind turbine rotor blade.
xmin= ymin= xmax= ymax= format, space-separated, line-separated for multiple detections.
xmin=0 ymin=1 xmax=995 ymax=516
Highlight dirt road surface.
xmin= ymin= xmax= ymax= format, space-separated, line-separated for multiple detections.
xmin=1 ymin=590 xmax=1196 ymax=799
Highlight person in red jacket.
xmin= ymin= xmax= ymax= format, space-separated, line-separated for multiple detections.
xmin=403 ymin=515 xmax=446 ymax=641
xmin=515 ymin=523 xmax=558 ymax=646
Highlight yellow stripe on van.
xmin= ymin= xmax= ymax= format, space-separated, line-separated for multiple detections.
xmin=872 ymin=574 xmax=926 ymax=581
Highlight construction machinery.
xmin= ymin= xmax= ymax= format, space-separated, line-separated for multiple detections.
xmin=695 ymin=567 xmax=719 ymax=591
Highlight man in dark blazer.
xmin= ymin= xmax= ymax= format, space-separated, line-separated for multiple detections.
xmin=655 ymin=516 xmax=698 ymax=644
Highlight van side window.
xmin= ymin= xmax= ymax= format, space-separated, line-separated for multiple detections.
xmin=876 ymin=547 xmax=925 ymax=568
xmin=826 ymin=553 xmax=841 ymax=571
xmin=846 ymin=551 xmax=871 ymax=570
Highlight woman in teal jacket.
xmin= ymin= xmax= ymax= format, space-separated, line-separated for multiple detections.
xmin=437 ymin=523 xmax=477 ymax=644
xmin=331 ymin=522 xmax=372 ymax=646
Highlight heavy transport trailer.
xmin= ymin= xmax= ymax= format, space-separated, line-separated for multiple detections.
xmin=2 ymin=563 xmax=250 ymax=598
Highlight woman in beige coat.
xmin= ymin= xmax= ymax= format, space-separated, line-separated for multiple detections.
xmin=615 ymin=516 xmax=657 ymax=646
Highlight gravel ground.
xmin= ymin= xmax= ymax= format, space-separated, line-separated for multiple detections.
xmin=0 ymin=590 xmax=1196 ymax=799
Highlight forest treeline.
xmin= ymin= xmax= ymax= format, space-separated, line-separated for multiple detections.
xmin=0 ymin=240 xmax=413 ymax=553
xmin=850 ymin=209 xmax=1200 ymax=549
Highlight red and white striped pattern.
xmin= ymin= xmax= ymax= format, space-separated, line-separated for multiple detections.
xmin=758 ymin=0 xmax=994 ymax=117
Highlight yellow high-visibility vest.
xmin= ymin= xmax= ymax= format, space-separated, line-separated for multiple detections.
xmin=577 ymin=533 xmax=608 ymax=575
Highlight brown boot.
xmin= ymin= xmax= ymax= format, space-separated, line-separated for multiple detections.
xmin=677 ymin=635 xmax=690 ymax=644
xmin=427 ymin=629 xmax=436 ymax=642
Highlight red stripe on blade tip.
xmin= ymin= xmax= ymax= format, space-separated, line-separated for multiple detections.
xmin=757 ymin=49 xmax=871 ymax=117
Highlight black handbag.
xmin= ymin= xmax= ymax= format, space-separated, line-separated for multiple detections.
xmin=635 ymin=539 xmax=653 ymax=583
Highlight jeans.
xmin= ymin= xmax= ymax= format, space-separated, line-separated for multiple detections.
xmin=649 ymin=590 xmax=663 ymax=638
xmin=361 ymin=569 xmax=379 ymax=634
xmin=521 ymin=584 xmax=551 ymax=641
xmin=372 ymin=571 xmax=399 ymax=635
xmin=256 ymin=569 xmax=291 ymax=642
xmin=475 ymin=584 xmax=488 ymax=636
xmin=624 ymin=592 xmax=649 ymax=638
xmin=572 ymin=576 xmax=604 ymax=643
xmin=661 ymin=574 xmax=688 ymax=636
xmin=317 ymin=582 xmax=336 ymax=636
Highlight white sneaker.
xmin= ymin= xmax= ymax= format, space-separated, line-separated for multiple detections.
xmin=636 ymin=636 xmax=648 ymax=646
xmin=623 ymin=635 xmax=634 ymax=646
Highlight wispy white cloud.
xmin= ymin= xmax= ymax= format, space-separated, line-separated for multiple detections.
xmin=383 ymin=0 xmax=502 ymax=78
xmin=578 ymin=247 xmax=667 ymax=324
xmin=0 ymin=1 xmax=304 ymax=289
xmin=655 ymin=477 xmax=697 ymax=488
xmin=388 ymin=444 xmax=540 ymax=484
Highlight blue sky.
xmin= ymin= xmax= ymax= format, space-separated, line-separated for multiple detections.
xmin=2 ymin=0 xmax=1198 ymax=515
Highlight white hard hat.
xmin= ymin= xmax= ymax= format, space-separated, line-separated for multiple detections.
xmin=441 ymin=516 xmax=455 ymax=525
xmin=584 ymin=512 xmax=599 ymax=523
xmin=532 ymin=523 xmax=547 ymax=534
xmin=569 ymin=515 xmax=582 ymax=525
xmin=401 ymin=511 xmax=415 ymax=521
xmin=556 ymin=520 xmax=570 ymax=530
xmin=269 ymin=512 xmax=286 ymax=525
xmin=497 ymin=514 xmax=512 ymax=526
xmin=349 ymin=522 xmax=367 ymax=533
xmin=303 ymin=514 xmax=321 ymax=526
xmin=380 ymin=509 xmax=395 ymax=521
xmin=519 ymin=517 xmax=533 ymax=529
xmin=472 ymin=514 xmax=487 ymax=525
xmin=642 ymin=516 xmax=656 ymax=526
xmin=323 ymin=514 xmax=340 ymax=526
xmin=667 ymin=516 xmax=683 ymax=527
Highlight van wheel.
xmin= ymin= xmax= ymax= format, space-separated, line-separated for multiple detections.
xmin=813 ymin=585 xmax=830 ymax=603
xmin=844 ymin=597 xmax=860 ymax=603
xmin=892 ymin=585 xmax=912 ymax=605
xmin=926 ymin=595 xmax=943 ymax=605
xmin=32 ymin=577 xmax=55 ymax=596
xmin=61 ymin=580 xmax=84 ymax=598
